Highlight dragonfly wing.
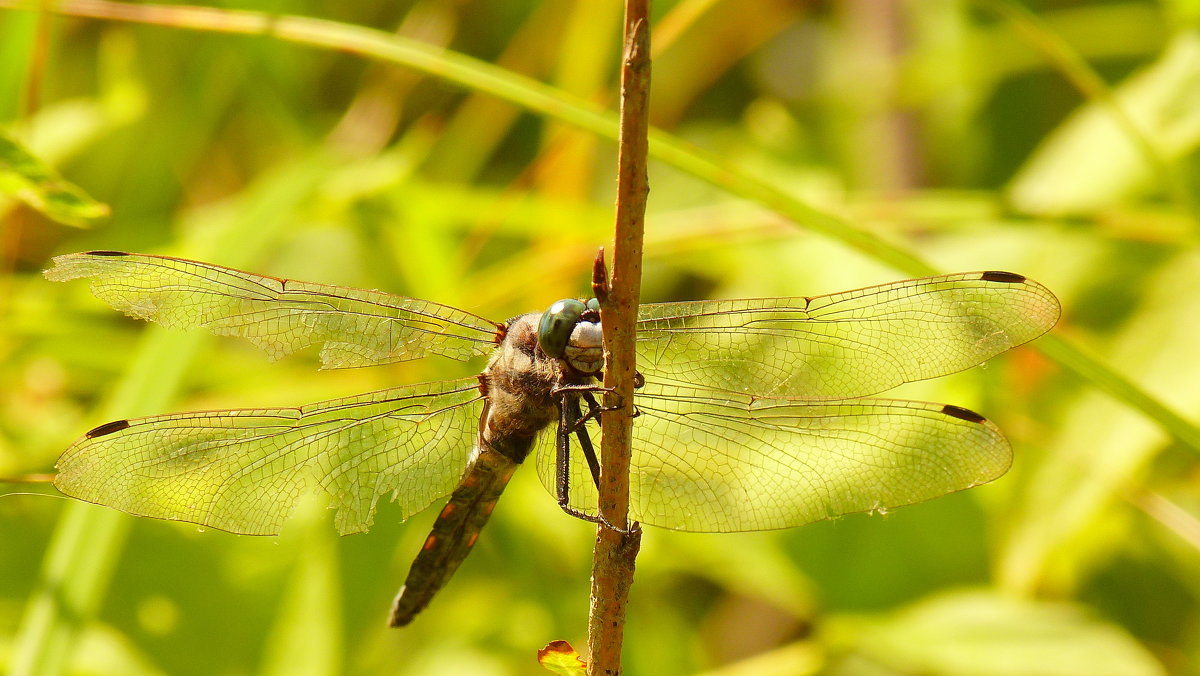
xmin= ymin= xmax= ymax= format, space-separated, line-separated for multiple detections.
xmin=635 ymin=271 xmax=1059 ymax=399
xmin=55 ymin=377 xmax=485 ymax=536
xmin=537 ymin=380 xmax=1010 ymax=533
xmin=45 ymin=251 xmax=498 ymax=368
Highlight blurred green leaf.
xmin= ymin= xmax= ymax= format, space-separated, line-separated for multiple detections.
xmin=1009 ymin=32 xmax=1200 ymax=216
xmin=2 ymin=2 xmax=1198 ymax=675
xmin=1001 ymin=252 xmax=1200 ymax=592
xmin=0 ymin=129 xmax=109 ymax=227
xmin=828 ymin=590 xmax=1165 ymax=676
xmin=12 ymin=154 xmax=338 ymax=676
xmin=695 ymin=641 xmax=823 ymax=676
xmin=260 ymin=504 xmax=342 ymax=676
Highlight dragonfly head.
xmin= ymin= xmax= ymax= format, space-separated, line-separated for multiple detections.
xmin=538 ymin=298 xmax=603 ymax=376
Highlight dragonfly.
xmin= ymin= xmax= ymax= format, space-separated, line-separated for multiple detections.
xmin=45 ymin=251 xmax=1059 ymax=627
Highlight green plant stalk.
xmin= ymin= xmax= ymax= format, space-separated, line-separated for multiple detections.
xmin=1036 ymin=332 xmax=1200 ymax=452
xmin=11 ymin=505 xmax=129 ymax=676
xmin=11 ymin=326 xmax=206 ymax=676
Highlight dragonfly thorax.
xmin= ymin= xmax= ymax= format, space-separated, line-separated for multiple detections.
xmin=479 ymin=311 xmax=596 ymax=464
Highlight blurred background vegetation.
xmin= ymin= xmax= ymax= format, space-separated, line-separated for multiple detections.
xmin=2 ymin=0 xmax=1199 ymax=674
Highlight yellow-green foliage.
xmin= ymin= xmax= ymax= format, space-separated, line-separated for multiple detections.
xmin=1 ymin=2 xmax=1196 ymax=675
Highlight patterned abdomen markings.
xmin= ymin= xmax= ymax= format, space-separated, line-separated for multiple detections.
xmin=388 ymin=446 xmax=519 ymax=627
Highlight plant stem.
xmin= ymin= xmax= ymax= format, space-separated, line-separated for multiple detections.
xmin=587 ymin=4 xmax=650 ymax=675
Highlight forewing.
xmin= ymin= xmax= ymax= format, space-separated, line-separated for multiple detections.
xmin=636 ymin=271 xmax=1059 ymax=399
xmin=537 ymin=380 xmax=1010 ymax=533
xmin=55 ymin=378 xmax=485 ymax=535
xmin=45 ymin=251 xmax=498 ymax=368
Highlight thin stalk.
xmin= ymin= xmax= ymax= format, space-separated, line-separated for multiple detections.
xmin=588 ymin=4 xmax=650 ymax=675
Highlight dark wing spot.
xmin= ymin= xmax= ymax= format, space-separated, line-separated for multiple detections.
xmin=941 ymin=405 xmax=986 ymax=424
xmin=86 ymin=420 xmax=131 ymax=438
xmin=980 ymin=271 xmax=1026 ymax=284
xmin=85 ymin=250 xmax=129 ymax=257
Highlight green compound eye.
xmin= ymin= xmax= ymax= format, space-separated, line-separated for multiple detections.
xmin=538 ymin=298 xmax=587 ymax=358
xmin=586 ymin=298 xmax=600 ymax=312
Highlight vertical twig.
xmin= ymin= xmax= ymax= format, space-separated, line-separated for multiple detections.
xmin=587 ymin=2 xmax=649 ymax=675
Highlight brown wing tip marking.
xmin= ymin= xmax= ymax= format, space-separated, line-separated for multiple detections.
xmin=941 ymin=404 xmax=986 ymax=424
xmin=86 ymin=420 xmax=131 ymax=438
xmin=980 ymin=271 xmax=1026 ymax=284
xmin=85 ymin=250 xmax=130 ymax=257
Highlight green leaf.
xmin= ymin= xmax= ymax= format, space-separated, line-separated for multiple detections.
xmin=829 ymin=590 xmax=1165 ymax=676
xmin=1008 ymin=31 xmax=1200 ymax=215
xmin=0 ymin=129 xmax=109 ymax=227
xmin=537 ymin=640 xmax=588 ymax=675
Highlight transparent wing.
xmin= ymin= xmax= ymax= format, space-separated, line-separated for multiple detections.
xmin=55 ymin=378 xmax=485 ymax=535
xmin=636 ymin=271 xmax=1059 ymax=399
xmin=536 ymin=380 xmax=1010 ymax=533
xmin=45 ymin=251 xmax=499 ymax=368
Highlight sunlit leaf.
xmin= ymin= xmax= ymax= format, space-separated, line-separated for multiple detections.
xmin=1009 ymin=32 xmax=1200 ymax=214
xmin=0 ymin=129 xmax=109 ymax=226
xmin=831 ymin=591 xmax=1165 ymax=676
xmin=537 ymin=640 xmax=587 ymax=675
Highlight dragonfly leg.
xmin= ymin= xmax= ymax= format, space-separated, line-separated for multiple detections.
xmin=573 ymin=395 xmax=602 ymax=489
xmin=550 ymin=370 xmax=644 ymax=427
xmin=552 ymin=382 xmax=643 ymax=429
xmin=577 ymin=388 xmax=641 ymax=422
xmin=553 ymin=393 xmax=634 ymax=534
xmin=554 ymin=392 xmax=575 ymax=515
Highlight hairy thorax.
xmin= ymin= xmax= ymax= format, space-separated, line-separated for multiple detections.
xmin=479 ymin=313 xmax=594 ymax=462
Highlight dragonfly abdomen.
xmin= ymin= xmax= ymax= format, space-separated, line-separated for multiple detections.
xmin=388 ymin=444 xmax=521 ymax=627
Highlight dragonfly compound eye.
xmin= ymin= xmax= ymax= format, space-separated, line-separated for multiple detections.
xmin=538 ymin=298 xmax=587 ymax=358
